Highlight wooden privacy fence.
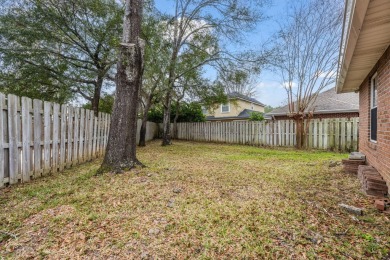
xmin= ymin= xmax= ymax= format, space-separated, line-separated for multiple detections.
xmin=0 ymin=93 xmax=111 ymax=188
xmin=174 ymin=118 xmax=359 ymax=152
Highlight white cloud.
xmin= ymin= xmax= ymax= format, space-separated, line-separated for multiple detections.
xmin=316 ymin=70 xmax=337 ymax=79
xmin=255 ymin=80 xmax=288 ymax=107
xmin=161 ymin=18 xmax=213 ymax=43
xmin=282 ymin=81 xmax=297 ymax=89
xmin=256 ymin=81 xmax=282 ymax=89
xmin=256 ymin=81 xmax=297 ymax=90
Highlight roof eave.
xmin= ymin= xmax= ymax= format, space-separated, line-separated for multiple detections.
xmin=336 ymin=0 xmax=390 ymax=93
xmin=267 ymin=109 xmax=359 ymax=116
xmin=229 ymin=97 xmax=265 ymax=107
xmin=336 ymin=0 xmax=369 ymax=94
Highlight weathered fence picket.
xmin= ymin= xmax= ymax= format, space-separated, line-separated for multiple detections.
xmin=1 ymin=93 xmax=158 ymax=188
xmin=0 ymin=94 xmax=4 ymax=187
xmin=0 ymin=94 xmax=110 ymax=187
xmin=8 ymin=94 xmax=18 ymax=184
xmin=173 ymin=118 xmax=359 ymax=152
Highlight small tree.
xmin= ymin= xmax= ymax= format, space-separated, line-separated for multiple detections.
xmin=264 ymin=105 xmax=274 ymax=113
xmin=83 ymin=94 xmax=114 ymax=114
xmin=249 ymin=112 xmax=265 ymax=122
xmin=138 ymin=14 xmax=168 ymax=146
xmin=272 ymin=0 xmax=342 ymax=148
xmin=99 ymin=0 xmax=144 ymax=173
xmin=147 ymin=102 xmax=205 ymax=124
xmin=160 ymin=0 xmax=268 ymax=146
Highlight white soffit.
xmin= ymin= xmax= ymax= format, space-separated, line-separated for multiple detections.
xmin=338 ymin=0 xmax=390 ymax=93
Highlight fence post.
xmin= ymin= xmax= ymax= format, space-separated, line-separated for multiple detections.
xmin=73 ymin=108 xmax=80 ymax=164
xmin=8 ymin=95 xmax=19 ymax=184
xmin=353 ymin=118 xmax=359 ymax=151
xmin=60 ymin=104 xmax=67 ymax=171
xmin=79 ymin=109 xmax=85 ymax=163
xmin=21 ymin=96 xmax=32 ymax=182
xmin=52 ymin=103 xmax=60 ymax=173
xmin=0 ymin=94 xmax=5 ymax=187
xmin=88 ymin=110 xmax=94 ymax=160
xmin=329 ymin=119 xmax=334 ymax=150
xmin=324 ymin=119 xmax=329 ymax=150
xmin=346 ymin=118 xmax=352 ymax=151
xmin=84 ymin=111 xmax=90 ymax=160
xmin=335 ymin=118 xmax=340 ymax=151
xmin=313 ymin=119 xmax=318 ymax=149
xmin=92 ymin=112 xmax=98 ymax=158
xmin=67 ymin=106 xmax=74 ymax=168
xmin=340 ymin=118 xmax=346 ymax=151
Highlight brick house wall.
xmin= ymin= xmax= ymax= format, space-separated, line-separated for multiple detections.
xmin=272 ymin=112 xmax=359 ymax=121
xmin=359 ymin=46 xmax=390 ymax=188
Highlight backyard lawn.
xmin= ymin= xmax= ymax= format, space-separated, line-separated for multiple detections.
xmin=0 ymin=140 xmax=389 ymax=259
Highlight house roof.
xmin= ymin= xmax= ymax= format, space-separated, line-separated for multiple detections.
xmin=206 ymin=109 xmax=257 ymax=121
xmin=336 ymin=0 xmax=390 ymax=93
xmin=238 ymin=109 xmax=256 ymax=118
xmin=266 ymin=88 xmax=359 ymax=116
xmin=227 ymin=92 xmax=265 ymax=107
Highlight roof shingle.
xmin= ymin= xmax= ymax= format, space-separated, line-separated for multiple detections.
xmin=227 ymin=92 xmax=265 ymax=107
xmin=267 ymin=88 xmax=359 ymax=115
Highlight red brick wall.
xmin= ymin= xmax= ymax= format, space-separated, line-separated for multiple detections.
xmin=272 ymin=112 xmax=359 ymax=121
xmin=359 ymin=46 xmax=390 ymax=188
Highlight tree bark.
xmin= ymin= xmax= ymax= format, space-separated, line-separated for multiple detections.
xmin=91 ymin=76 xmax=103 ymax=117
xmin=162 ymin=93 xmax=172 ymax=146
xmin=295 ymin=117 xmax=304 ymax=149
xmin=172 ymin=101 xmax=180 ymax=139
xmin=161 ymin=48 xmax=178 ymax=146
xmin=99 ymin=0 xmax=144 ymax=173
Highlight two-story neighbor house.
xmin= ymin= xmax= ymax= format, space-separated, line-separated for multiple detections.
xmin=204 ymin=92 xmax=266 ymax=122
xmin=336 ymin=0 xmax=390 ymax=192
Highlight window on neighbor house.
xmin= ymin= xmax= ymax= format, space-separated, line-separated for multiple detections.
xmin=370 ymin=73 xmax=378 ymax=142
xmin=221 ymin=103 xmax=230 ymax=113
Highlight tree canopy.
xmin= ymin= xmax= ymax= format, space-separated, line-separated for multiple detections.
xmin=148 ymin=102 xmax=205 ymax=123
xmin=0 ymin=0 xmax=123 ymax=113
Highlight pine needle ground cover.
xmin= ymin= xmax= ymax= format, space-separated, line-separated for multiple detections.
xmin=0 ymin=141 xmax=389 ymax=259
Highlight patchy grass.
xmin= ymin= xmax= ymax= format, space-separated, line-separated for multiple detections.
xmin=0 ymin=140 xmax=389 ymax=259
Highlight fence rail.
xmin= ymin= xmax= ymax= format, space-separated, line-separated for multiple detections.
xmin=174 ymin=118 xmax=359 ymax=152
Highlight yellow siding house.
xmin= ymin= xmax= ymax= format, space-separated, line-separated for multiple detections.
xmin=204 ymin=92 xmax=265 ymax=121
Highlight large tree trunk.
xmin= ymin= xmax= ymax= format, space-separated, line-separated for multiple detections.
xmin=161 ymin=50 xmax=178 ymax=146
xmin=172 ymin=101 xmax=180 ymax=139
xmin=295 ymin=117 xmax=304 ymax=149
xmin=162 ymin=93 xmax=172 ymax=146
xmin=91 ymin=77 xmax=103 ymax=117
xmin=99 ymin=0 xmax=144 ymax=173
xmin=139 ymin=117 xmax=148 ymax=147
xmin=139 ymin=97 xmax=152 ymax=147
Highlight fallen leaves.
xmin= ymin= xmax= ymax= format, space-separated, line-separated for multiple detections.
xmin=0 ymin=140 xmax=389 ymax=259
